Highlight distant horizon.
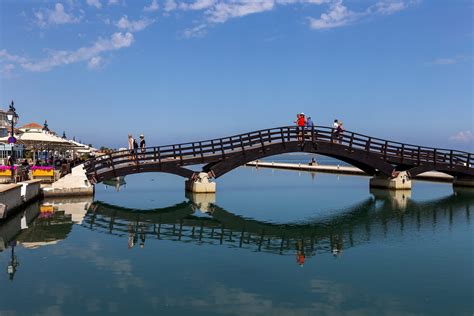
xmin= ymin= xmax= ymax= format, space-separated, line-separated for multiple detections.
xmin=1 ymin=1 xmax=472 ymax=152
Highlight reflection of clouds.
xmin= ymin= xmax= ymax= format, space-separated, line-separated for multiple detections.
xmin=310 ymin=279 xmax=416 ymax=316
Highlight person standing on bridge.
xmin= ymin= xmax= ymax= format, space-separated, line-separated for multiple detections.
xmin=305 ymin=116 xmax=314 ymax=141
xmin=128 ymin=134 xmax=134 ymax=160
xmin=295 ymin=113 xmax=306 ymax=142
xmin=139 ymin=134 xmax=146 ymax=159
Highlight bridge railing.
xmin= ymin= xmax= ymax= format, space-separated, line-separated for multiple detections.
xmin=84 ymin=126 xmax=473 ymax=178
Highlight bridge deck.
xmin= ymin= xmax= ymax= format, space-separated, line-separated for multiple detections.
xmin=84 ymin=126 xmax=473 ymax=183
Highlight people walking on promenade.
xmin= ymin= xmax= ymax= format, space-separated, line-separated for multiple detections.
xmin=139 ymin=134 xmax=146 ymax=158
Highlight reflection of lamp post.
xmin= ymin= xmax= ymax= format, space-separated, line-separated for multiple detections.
xmin=7 ymin=241 xmax=19 ymax=281
xmin=6 ymin=101 xmax=19 ymax=183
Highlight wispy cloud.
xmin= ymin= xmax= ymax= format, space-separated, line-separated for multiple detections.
xmin=450 ymin=131 xmax=474 ymax=143
xmin=87 ymin=56 xmax=103 ymax=69
xmin=108 ymin=0 xmax=119 ymax=5
xmin=86 ymin=0 xmax=102 ymax=9
xmin=433 ymin=55 xmax=471 ymax=65
xmin=309 ymin=0 xmax=413 ymax=30
xmin=144 ymin=0 xmax=159 ymax=12
xmin=34 ymin=3 xmax=82 ymax=28
xmin=116 ymin=15 xmax=154 ymax=32
xmin=308 ymin=0 xmax=356 ymax=30
xmin=1 ymin=32 xmax=133 ymax=72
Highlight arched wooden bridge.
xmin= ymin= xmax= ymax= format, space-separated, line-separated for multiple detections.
xmin=84 ymin=126 xmax=473 ymax=184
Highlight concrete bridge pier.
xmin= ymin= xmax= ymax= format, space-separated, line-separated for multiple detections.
xmin=185 ymin=172 xmax=216 ymax=193
xmin=369 ymin=171 xmax=412 ymax=190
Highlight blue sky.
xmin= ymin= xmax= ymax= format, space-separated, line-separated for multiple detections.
xmin=0 ymin=0 xmax=472 ymax=150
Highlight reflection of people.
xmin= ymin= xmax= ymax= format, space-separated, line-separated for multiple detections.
xmin=296 ymin=240 xmax=305 ymax=267
xmin=331 ymin=233 xmax=343 ymax=257
xmin=140 ymin=225 xmax=146 ymax=249
xmin=128 ymin=223 xmax=136 ymax=249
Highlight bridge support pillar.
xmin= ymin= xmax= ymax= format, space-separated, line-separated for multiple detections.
xmin=453 ymin=176 xmax=474 ymax=188
xmin=185 ymin=172 xmax=216 ymax=193
xmin=369 ymin=171 xmax=411 ymax=190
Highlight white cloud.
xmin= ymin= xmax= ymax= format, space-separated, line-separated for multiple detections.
xmin=180 ymin=0 xmax=216 ymax=11
xmin=450 ymin=131 xmax=474 ymax=143
xmin=309 ymin=0 xmax=356 ymax=29
xmin=87 ymin=56 xmax=103 ymax=69
xmin=308 ymin=0 xmax=412 ymax=30
xmin=433 ymin=55 xmax=471 ymax=65
xmin=34 ymin=3 xmax=81 ymax=28
xmin=144 ymin=0 xmax=159 ymax=12
xmin=0 ymin=64 xmax=15 ymax=77
xmin=0 ymin=49 xmax=29 ymax=63
xmin=12 ymin=32 xmax=134 ymax=72
xmin=371 ymin=1 xmax=406 ymax=15
xmin=164 ymin=0 xmax=178 ymax=12
xmin=116 ymin=16 xmax=154 ymax=32
xmin=108 ymin=0 xmax=119 ymax=5
xmin=86 ymin=0 xmax=102 ymax=9
xmin=207 ymin=0 xmax=276 ymax=23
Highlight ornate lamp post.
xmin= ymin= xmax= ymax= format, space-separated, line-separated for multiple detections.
xmin=6 ymin=241 xmax=19 ymax=281
xmin=6 ymin=101 xmax=19 ymax=183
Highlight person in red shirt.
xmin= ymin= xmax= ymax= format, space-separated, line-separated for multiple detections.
xmin=295 ymin=113 xmax=306 ymax=142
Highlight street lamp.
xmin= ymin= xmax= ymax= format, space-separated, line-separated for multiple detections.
xmin=7 ymin=240 xmax=19 ymax=281
xmin=6 ymin=101 xmax=19 ymax=183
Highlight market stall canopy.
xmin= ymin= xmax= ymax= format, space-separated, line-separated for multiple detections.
xmin=0 ymin=130 xmax=78 ymax=150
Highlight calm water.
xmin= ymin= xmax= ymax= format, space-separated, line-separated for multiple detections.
xmin=0 ymin=162 xmax=473 ymax=315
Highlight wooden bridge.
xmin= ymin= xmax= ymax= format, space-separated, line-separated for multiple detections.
xmin=84 ymin=126 xmax=474 ymax=190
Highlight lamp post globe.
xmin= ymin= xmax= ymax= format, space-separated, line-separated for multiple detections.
xmin=6 ymin=101 xmax=19 ymax=183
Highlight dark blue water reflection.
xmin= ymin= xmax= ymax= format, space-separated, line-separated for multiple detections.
xmin=0 ymin=165 xmax=472 ymax=315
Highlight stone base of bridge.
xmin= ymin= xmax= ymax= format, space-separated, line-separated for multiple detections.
xmin=185 ymin=172 xmax=216 ymax=193
xmin=369 ymin=171 xmax=412 ymax=190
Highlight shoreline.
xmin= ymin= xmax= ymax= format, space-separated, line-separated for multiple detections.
xmin=245 ymin=161 xmax=453 ymax=183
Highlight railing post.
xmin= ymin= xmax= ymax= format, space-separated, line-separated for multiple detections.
xmin=401 ymin=144 xmax=405 ymax=163
xmin=287 ymin=127 xmax=291 ymax=142
xmin=199 ymin=142 xmax=204 ymax=161
xmin=173 ymin=145 xmax=177 ymax=159
xmin=449 ymin=150 xmax=453 ymax=168
xmin=311 ymin=126 xmax=315 ymax=143
xmin=365 ymin=137 xmax=372 ymax=152
xmin=230 ymin=137 xmax=235 ymax=151
xmin=178 ymin=144 xmax=183 ymax=164
xmin=239 ymin=135 xmax=245 ymax=154
xmin=258 ymin=131 xmax=265 ymax=150
xmin=267 ymin=129 xmax=272 ymax=143
xmin=433 ymin=148 xmax=437 ymax=165
xmin=417 ymin=146 xmax=421 ymax=165
xmin=157 ymin=147 xmax=161 ymax=167
xmin=220 ymin=138 xmax=225 ymax=158
xmin=349 ymin=133 xmax=354 ymax=150
xmin=109 ymin=154 xmax=116 ymax=177
xmin=192 ymin=143 xmax=196 ymax=157
xmin=280 ymin=128 xmax=285 ymax=146
xmin=211 ymin=140 xmax=215 ymax=154
xmin=467 ymin=153 xmax=471 ymax=169
xmin=153 ymin=147 xmax=157 ymax=162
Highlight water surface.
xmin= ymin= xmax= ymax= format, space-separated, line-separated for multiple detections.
xmin=0 ymin=164 xmax=472 ymax=315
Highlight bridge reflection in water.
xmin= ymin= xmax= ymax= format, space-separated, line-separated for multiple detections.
xmin=79 ymin=189 xmax=473 ymax=262
xmin=1 ymin=190 xmax=472 ymax=268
